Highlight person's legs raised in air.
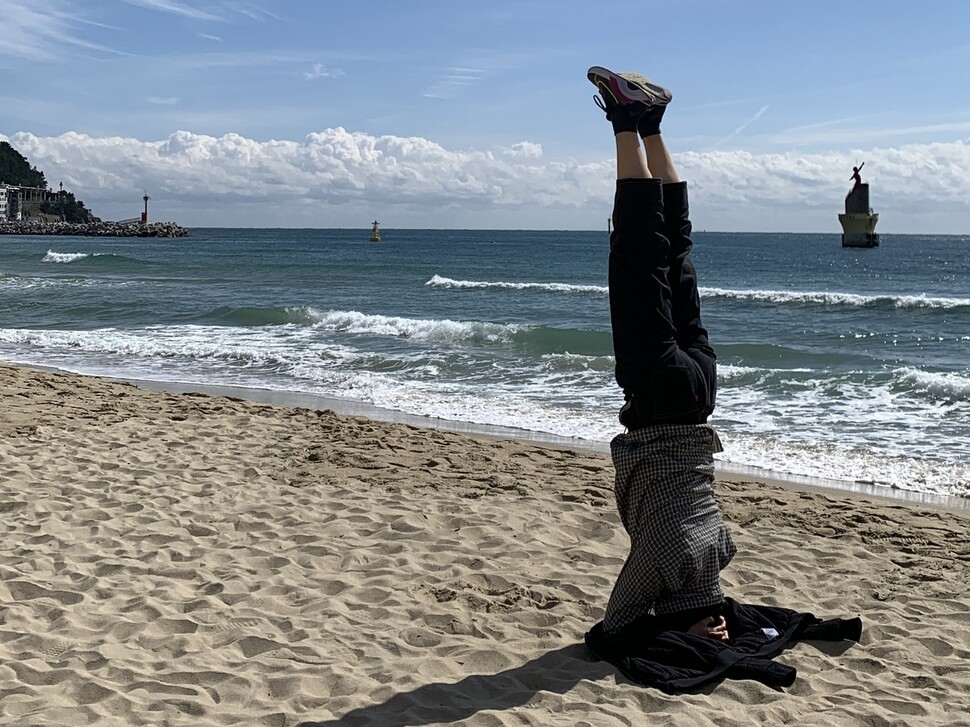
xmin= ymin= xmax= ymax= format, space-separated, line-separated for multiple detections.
xmin=587 ymin=66 xmax=712 ymax=429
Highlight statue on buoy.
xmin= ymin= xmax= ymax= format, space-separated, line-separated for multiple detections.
xmin=370 ymin=220 xmax=381 ymax=242
xmin=838 ymin=162 xmax=879 ymax=248
xmin=848 ymin=162 xmax=865 ymax=195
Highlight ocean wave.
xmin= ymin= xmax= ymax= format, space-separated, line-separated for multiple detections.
xmin=43 ymin=250 xmax=92 ymax=263
xmin=112 ymin=307 xmax=522 ymax=346
xmin=0 ymin=274 xmax=137 ymax=291
xmin=718 ymin=362 xmax=970 ymax=402
xmin=309 ymin=310 xmax=613 ymax=355
xmin=426 ymin=277 xmax=968 ymax=310
xmin=540 ymin=352 xmax=609 ymax=363
xmin=1 ymin=307 xmax=609 ymax=358
xmin=718 ymin=363 xmax=771 ymax=379
xmin=896 ymin=367 xmax=970 ymax=401
xmin=42 ymin=249 xmax=147 ymax=268
xmin=0 ymin=327 xmax=272 ymax=364
xmin=311 ymin=309 xmax=521 ymax=344
xmin=701 ymin=286 xmax=970 ymax=310
xmin=426 ymin=274 xmax=607 ymax=295
xmin=203 ymin=305 xmax=323 ymax=327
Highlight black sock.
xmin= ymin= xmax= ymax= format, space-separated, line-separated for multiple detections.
xmin=609 ymin=105 xmax=643 ymax=135
xmin=637 ymin=104 xmax=666 ymax=138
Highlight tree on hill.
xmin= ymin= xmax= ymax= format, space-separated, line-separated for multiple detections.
xmin=0 ymin=141 xmax=47 ymax=188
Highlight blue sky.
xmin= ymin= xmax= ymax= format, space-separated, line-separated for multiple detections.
xmin=2 ymin=0 xmax=969 ymax=231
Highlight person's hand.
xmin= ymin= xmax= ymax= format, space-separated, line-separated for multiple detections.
xmin=706 ymin=616 xmax=730 ymax=641
xmin=687 ymin=615 xmax=730 ymax=641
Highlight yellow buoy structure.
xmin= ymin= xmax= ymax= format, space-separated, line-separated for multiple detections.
xmin=839 ymin=164 xmax=879 ymax=248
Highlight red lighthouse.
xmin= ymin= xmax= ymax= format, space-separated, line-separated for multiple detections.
xmin=141 ymin=191 xmax=150 ymax=224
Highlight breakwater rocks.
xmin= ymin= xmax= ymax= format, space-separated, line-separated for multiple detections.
xmin=0 ymin=221 xmax=189 ymax=237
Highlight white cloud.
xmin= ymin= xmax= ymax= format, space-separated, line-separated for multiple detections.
xmin=502 ymin=142 xmax=543 ymax=159
xmin=0 ymin=1 xmax=122 ymax=60
xmin=711 ymin=105 xmax=770 ymax=149
xmin=223 ymin=1 xmax=285 ymax=23
xmin=3 ymin=128 xmax=969 ymax=232
xmin=147 ymin=96 xmax=180 ymax=105
xmin=119 ymin=0 xmax=220 ymax=22
xmin=423 ymin=67 xmax=487 ymax=99
xmin=303 ymin=64 xmax=344 ymax=81
xmin=0 ymin=0 xmax=276 ymax=61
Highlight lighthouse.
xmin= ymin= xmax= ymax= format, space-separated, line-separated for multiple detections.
xmin=141 ymin=192 xmax=151 ymax=224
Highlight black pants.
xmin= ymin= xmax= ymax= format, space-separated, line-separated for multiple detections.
xmin=609 ymin=178 xmax=716 ymax=427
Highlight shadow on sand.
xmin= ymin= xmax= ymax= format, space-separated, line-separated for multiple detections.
xmin=296 ymin=642 xmax=617 ymax=727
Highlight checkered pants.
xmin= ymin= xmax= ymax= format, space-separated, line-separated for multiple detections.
xmin=602 ymin=423 xmax=736 ymax=633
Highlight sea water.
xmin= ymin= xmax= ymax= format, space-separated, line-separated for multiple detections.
xmin=1 ymin=229 xmax=967 ymax=499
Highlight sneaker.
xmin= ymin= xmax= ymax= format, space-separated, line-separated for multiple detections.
xmin=587 ymin=66 xmax=672 ymax=108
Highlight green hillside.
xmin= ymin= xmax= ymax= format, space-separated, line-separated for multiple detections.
xmin=0 ymin=141 xmax=47 ymax=188
xmin=0 ymin=141 xmax=97 ymax=222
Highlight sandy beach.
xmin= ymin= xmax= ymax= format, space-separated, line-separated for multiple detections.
xmin=1 ymin=361 xmax=969 ymax=727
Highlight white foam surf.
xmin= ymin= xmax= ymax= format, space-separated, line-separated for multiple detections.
xmin=426 ymin=274 xmax=608 ymax=295
xmin=702 ymin=286 xmax=970 ymax=310
xmin=43 ymin=250 xmax=91 ymax=263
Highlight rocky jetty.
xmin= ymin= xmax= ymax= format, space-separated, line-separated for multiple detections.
xmin=0 ymin=221 xmax=189 ymax=237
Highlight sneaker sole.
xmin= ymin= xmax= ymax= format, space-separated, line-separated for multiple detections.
xmin=587 ymin=66 xmax=672 ymax=106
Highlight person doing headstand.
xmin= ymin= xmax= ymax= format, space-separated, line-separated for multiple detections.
xmin=587 ymin=66 xmax=736 ymax=642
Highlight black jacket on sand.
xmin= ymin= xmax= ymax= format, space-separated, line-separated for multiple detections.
xmin=585 ymin=597 xmax=863 ymax=693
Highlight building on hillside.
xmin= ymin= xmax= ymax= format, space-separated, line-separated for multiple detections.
xmin=18 ymin=185 xmax=53 ymax=204
xmin=0 ymin=184 xmax=24 ymax=221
